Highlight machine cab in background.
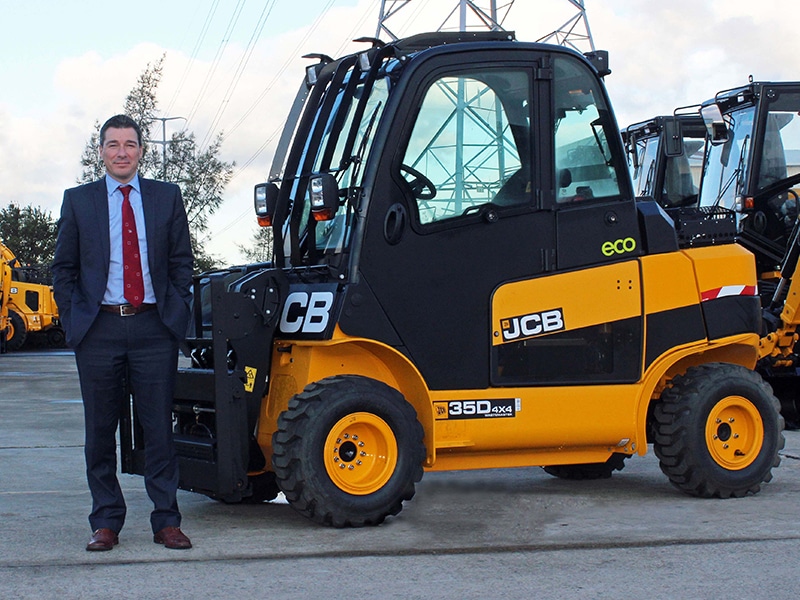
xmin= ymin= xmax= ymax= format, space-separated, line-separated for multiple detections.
xmin=623 ymin=113 xmax=707 ymax=210
xmin=699 ymin=82 xmax=800 ymax=270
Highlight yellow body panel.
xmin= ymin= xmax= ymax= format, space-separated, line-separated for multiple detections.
xmin=257 ymin=333 xmax=434 ymax=463
xmin=0 ymin=245 xmax=11 ymax=339
xmin=639 ymin=251 xmax=699 ymax=314
xmin=683 ymin=243 xmax=758 ymax=293
xmin=492 ymin=260 xmax=640 ymax=344
xmin=1 ymin=241 xmax=60 ymax=341
xmin=256 ymin=244 xmax=761 ymax=473
xmin=429 ymin=384 xmax=638 ymax=465
xmin=7 ymin=281 xmax=59 ymax=333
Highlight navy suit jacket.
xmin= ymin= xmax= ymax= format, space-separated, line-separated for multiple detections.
xmin=52 ymin=177 xmax=194 ymax=348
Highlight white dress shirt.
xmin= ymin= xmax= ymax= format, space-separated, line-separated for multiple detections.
xmin=102 ymin=174 xmax=157 ymax=305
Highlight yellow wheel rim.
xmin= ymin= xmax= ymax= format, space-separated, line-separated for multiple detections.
xmin=705 ymin=395 xmax=764 ymax=470
xmin=324 ymin=412 xmax=397 ymax=495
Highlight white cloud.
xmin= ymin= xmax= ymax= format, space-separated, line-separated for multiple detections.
xmin=1 ymin=0 xmax=798 ymax=264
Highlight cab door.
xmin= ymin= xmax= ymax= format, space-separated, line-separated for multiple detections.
xmin=340 ymin=48 xmax=641 ymax=391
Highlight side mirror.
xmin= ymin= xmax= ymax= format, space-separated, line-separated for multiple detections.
xmin=254 ymin=182 xmax=279 ymax=227
xmin=662 ymin=117 xmax=684 ymax=158
xmin=701 ymin=104 xmax=729 ymax=146
xmin=310 ymin=174 xmax=340 ymax=221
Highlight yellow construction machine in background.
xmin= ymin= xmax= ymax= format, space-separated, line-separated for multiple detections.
xmin=1 ymin=241 xmax=62 ymax=352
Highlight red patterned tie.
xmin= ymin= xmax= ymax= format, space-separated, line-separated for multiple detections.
xmin=120 ymin=185 xmax=144 ymax=307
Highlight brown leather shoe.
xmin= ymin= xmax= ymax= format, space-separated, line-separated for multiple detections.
xmin=153 ymin=526 xmax=192 ymax=549
xmin=86 ymin=528 xmax=118 ymax=551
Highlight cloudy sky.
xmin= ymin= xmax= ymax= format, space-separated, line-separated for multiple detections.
xmin=0 ymin=0 xmax=797 ymax=264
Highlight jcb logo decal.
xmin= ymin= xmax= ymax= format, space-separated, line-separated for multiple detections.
xmin=501 ymin=308 xmax=564 ymax=342
xmin=280 ymin=291 xmax=333 ymax=334
xmin=601 ymin=237 xmax=636 ymax=257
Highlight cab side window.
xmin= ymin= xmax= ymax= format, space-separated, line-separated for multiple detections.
xmin=400 ymin=69 xmax=531 ymax=225
xmin=553 ymin=57 xmax=621 ymax=203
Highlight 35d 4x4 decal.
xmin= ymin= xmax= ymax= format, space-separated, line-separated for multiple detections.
xmin=434 ymin=398 xmax=520 ymax=420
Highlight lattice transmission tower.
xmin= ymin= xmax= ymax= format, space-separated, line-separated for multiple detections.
xmin=373 ymin=1 xmax=597 ymax=209
xmin=376 ymin=0 xmax=595 ymax=52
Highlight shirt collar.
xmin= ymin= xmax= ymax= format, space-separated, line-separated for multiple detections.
xmin=105 ymin=174 xmax=141 ymax=196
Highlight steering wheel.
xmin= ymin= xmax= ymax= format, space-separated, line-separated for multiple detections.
xmin=400 ymin=164 xmax=436 ymax=200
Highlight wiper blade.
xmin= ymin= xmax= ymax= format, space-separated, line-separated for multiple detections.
xmin=714 ymin=134 xmax=749 ymax=207
xmin=345 ymin=101 xmax=383 ymax=186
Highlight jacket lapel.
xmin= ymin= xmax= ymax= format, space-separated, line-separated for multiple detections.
xmin=90 ymin=179 xmax=111 ymax=273
xmin=140 ymin=178 xmax=158 ymax=269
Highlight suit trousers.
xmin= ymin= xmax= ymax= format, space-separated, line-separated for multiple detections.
xmin=74 ymin=309 xmax=181 ymax=534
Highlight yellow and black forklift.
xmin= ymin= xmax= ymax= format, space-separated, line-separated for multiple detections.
xmin=121 ymin=32 xmax=784 ymax=526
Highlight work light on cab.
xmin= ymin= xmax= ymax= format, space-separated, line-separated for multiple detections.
xmin=310 ymin=174 xmax=340 ymax=221
xmin=254 ymin=182 xmax=279 ymax=227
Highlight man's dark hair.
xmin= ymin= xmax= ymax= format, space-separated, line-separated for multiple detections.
xmin=99 ymin=114 xmax=143 ymax=147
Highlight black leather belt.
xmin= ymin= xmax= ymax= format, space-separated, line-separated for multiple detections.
xmin=100 ymin=303 xmax=157 ymax=316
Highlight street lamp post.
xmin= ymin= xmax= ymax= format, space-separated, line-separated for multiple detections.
xmin=150 ymin=116 xmax=187 ymax=181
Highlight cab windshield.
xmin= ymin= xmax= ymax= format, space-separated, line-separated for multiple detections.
xmin=700 ymin=91 xmax=800 ymax=210
xmin=305 ymin=75 xmax=389 ymax=255
xmin=699 ymin=106 xmax=754 ymax=209
xmin=280 ymin=55 xmax=393 ymax=264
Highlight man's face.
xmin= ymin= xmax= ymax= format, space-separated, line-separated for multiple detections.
xmin=100 ymin=127 xmax=143 ymax=183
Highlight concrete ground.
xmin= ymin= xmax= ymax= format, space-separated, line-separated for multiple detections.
xmin=2 ymin=349 xmax=800 ymax=599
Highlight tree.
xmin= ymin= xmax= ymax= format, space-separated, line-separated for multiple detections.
xmin=237 ymin=225 xmax=273 ymax=264
xmin=79 ymin=55 xmax=235 ymax=272
xmin=165 ymin=130 xmax=233 ymax=272
xmin=0 ymin=203 xmax=58 ymax=266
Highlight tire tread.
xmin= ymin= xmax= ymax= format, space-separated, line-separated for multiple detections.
xmin=653 ymin=363 xmax=784 ymax=498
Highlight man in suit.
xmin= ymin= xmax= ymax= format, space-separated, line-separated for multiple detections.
xmin=52 ymin=114 xmax=194 ymax=551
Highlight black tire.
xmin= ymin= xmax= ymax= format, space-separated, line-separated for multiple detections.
xmin=272 ymin=375 xmax=425 ymax=527
xmin=46 ymin=327 xmax=66 ymax=348
xmin=653 ymin=363 xmax=784 ymax=498
xmin=6 ymin=311 xmax=27 ymax=351
xmin=543 ymin=453 xmax=628 ymax=480
xmin=218 ymin=472 xmax=281 ymax=505
xmin=242 ymin=471 xmax=281 ymax=504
